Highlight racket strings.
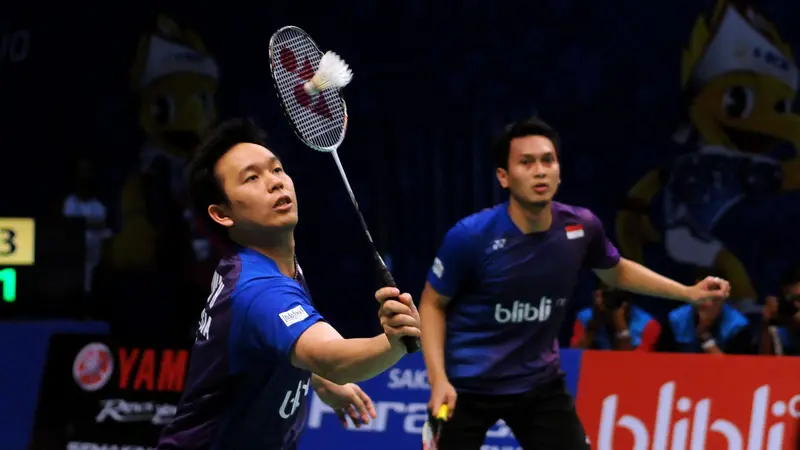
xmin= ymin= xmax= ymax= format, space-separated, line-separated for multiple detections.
xmin=271 ymin=29 xmax=346 ymax=150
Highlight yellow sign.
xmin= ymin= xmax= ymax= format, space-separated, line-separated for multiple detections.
xmin=0 ymin=218 xmax=35 ymax=265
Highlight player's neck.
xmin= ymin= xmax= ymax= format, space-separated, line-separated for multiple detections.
xmin=240 ymin=231 xmax=297 ymax=278
xmin=508 ymin=199 xmax=552 ymax=234
xmin=254 ymin=244 xmax=296 ymax=278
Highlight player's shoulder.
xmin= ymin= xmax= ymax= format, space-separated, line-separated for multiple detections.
xmin=450 ymin=202 xmax=509 ymax=238
xmin=230 ymin=248 xmax=305 ymax=303
xmin=552 ymin=201 xmax=600 ymax=225
xmin=237 ymin=248 xmax=283 ymax=284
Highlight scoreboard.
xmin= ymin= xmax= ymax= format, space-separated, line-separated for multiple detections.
xmin=0 ymin=217 xmax=35 ymax=303
xmin=0 ymin=215 xmax=89 ymax=317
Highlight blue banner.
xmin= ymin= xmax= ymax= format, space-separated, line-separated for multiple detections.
xmin=0 ymin=321 xmax=109 ymax=450
xmin=299 ymin=350 xmax=583 ymax=450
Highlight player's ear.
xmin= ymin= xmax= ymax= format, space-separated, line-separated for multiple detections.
xmin=495 ymin=167 xmax=509 ymax=189
xmin=208 ymin=204 xmax=234 ymax=228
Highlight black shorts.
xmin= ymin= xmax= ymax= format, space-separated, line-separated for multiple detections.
xmin=437 ymin=376 xmax=590 ymax=450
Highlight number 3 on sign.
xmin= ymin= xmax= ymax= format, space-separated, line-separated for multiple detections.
xmin=0 ymin=218 xmax=35 ymax=265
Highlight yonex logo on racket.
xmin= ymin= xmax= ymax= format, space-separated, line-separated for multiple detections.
xmin=276 ymin=47 xmax=334 ymax=120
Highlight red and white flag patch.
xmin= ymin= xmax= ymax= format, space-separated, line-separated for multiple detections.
xmin=565 ymin=224 xmax=584 ymax=240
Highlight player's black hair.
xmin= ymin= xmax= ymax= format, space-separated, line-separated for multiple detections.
xmin=491 ymin=117 xmax=561 ymax=170
xmin=187 ymin=117 xmax=271 ymax=241
xmin=781 ymin=264 xmax=800 ymax=288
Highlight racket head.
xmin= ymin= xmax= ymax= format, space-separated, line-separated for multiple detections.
xmin=268 ymin=26 xmax=348 ymax=153
xmin=421 ymin=421 xmax=436 ymax=450
xmin=421 ymin=405 xmax=449 ymax=449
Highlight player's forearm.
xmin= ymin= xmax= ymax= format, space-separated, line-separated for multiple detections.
xmin=311 ymin=335 xmax=404 ymax=385
xmin=311 ymin=373 xmax=335 ymax=389
xmin=419 ymin=300 xmax=448 ymax=384
xmin=602 ymin=258 xmax=692 ymax=302
xmin=310 ymin=373 xmax=342 ymax=399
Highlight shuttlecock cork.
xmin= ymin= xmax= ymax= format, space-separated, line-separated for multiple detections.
xmin=304 ymin=51 xmax=353 ymax=95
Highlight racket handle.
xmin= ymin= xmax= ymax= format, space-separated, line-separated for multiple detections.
xmin=402 ymin=335 xmax=422 ymax=354
xmin=435 ymin=405 xmax=449 ymax=421
xmin=377 ymin=261 xmax=422 ymax=354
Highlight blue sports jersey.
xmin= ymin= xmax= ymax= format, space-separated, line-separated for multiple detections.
xmin=426 ymin=201 xmax=620 ymax=395
xmin=157 ymin=247 xmax=324 ymax=450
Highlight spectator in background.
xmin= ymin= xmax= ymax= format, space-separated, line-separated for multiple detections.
xmin=759 ymin=265 xmax=800 ymax=356
xmin=657 ymin=287 xmax=753 ymax=354
xmin=62 ymin=157 xmax=112 ymax=295
xmin=571 ymin=283 xmax=661 ymax=351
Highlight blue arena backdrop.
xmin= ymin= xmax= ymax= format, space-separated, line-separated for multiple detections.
xmin=3 ymin=0 xmax=799 ymax=345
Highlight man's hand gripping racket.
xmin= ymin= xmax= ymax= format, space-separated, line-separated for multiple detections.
xmin=268 ymin=26 xmax=421 ymax=354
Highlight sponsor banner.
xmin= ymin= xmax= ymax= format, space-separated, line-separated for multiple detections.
xmin=29 ymin=334 xmax=186 ymax=450
xmin=25 ymin=331 xmax=582 ymax=450
xmin=298 ymin=350 xmax=583 ymax=450
xmin=576 ymin=351 xmax=800 ymax=450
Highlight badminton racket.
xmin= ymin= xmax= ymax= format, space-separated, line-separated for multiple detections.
xmin=422 ymin=405 xmax=449 ymax=449
xmin=268 ymin=25 xmax=421 ymax=354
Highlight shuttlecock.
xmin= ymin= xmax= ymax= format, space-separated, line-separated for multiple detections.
xmin=304 ymin=51 xmax=353 ymax=95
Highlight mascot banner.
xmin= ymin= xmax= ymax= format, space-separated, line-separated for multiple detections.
xmin=615 ymin=0 xmax=800 ymax=307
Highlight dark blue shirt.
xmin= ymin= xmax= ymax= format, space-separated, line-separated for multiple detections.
xmin=426 ymin=201 xmax=620 ymax=394
xmin=157 ymin=248 xmax=324 ymax=450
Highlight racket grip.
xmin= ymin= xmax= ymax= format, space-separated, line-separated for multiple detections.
xmin=435 ymin=405 xmax=449 ymax=421
xmin=402 ymin=335 xmax=422 ymax=354
xmin=377 ymin=259 xmax=397 ymax=288
xmin=378 ymin=262 xmax=422 ymax=354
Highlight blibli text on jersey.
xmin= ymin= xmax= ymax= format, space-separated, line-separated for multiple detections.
xmin=494 ymin=297 xmax=564 ymax=324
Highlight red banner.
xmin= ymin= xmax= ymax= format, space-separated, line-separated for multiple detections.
xmin=576 ymin=351 xmax=800 ymax=450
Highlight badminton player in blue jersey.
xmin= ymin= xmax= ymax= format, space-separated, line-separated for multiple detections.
xmin=419 ymin=117 xmax=731 ymax=450
xmin=156 ymin=118 xmax=421 ymax=450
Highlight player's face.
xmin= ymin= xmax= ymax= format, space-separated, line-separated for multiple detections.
xmin=496 ymin=135 xmax=560 ymax=208
xmin=210 ymin=143 xmax=299 ymax=234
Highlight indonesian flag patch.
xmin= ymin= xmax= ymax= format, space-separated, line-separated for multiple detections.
xmin=565 ymin=224 xmax=584 ymax=240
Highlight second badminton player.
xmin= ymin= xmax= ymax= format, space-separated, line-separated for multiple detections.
xmin=157 ymin=118 xmax=421 ymax=450
xmin=419 ymin=117 xmax=730 ymax=449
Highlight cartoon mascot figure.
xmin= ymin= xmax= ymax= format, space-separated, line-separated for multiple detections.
xmin=616 ymin=0 xmax=800 ymax=300
xmin=110 ymin=15 xmax=219 ymax=274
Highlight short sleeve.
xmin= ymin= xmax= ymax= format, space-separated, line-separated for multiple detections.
xmin=426 ymin=222 xmax=478 ymax=298
xmin=241 ymin=279 xmax=325 ymax=360
xmin=583 ymin=212 xmax=621 ymax=270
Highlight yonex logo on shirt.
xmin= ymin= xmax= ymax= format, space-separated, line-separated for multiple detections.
xmin=494 ymin=298 xmax=554 ymax=324
xmin=491 ymin=239 xmax=506 ymax=251
xmin=279 ymin=305 xmax=309 ymax=327
xmin=432 ymin=258 xmax=444 ymax=278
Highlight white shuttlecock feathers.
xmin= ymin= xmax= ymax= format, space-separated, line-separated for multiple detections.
xmin=304 ymin=51 xmax=353 ymax=95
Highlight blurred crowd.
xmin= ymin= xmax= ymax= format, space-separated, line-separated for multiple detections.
xmin=569 ymin=266 xmax=800 ymax=356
